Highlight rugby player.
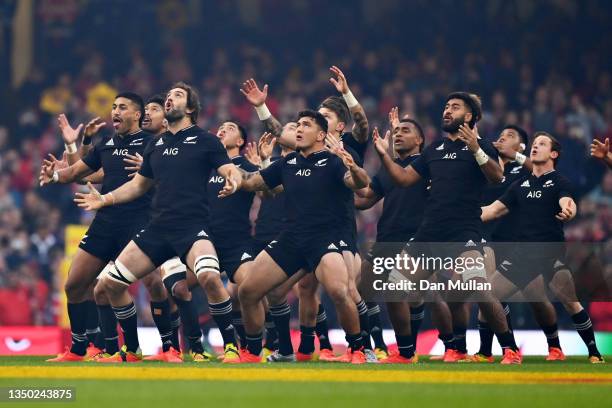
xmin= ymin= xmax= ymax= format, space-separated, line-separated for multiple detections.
xmin=373 ymin=92 xmax=522 ymax=364
xmin=72 ymin=82 xmax=243 ymax=363
xmin=41 ymin=93 xmax=179 ymax=362
xmin=226 ymin=110 xmax=370 ymax=364
xmin=481 ymin=132 xmax=605 ymax=363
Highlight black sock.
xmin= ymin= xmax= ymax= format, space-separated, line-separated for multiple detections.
xmin=367 ymin=302 xmax=387 ymax=351
xmin=315 ymin=304 xmax=333 ymax=351
xmin=85 ymin=300 xmax=103 ymax=349
xmin=452 ymin=325 xmax=467 ymax=354
xmin=264 ymin=312 xmax=278 ymax=350
xmin=270 ymin=302 xmax=293 ymax=356
xmin=542 ymin=324 xmax=561 ymax=349
xmin=477 ymin=320 xmax=494 ymax=356
xmin=245 ymin=332 xmax=263 ymax=356
xmin=97 ymin=304 xmax=119 ymax=354
xmin=496 ymin=330 xmax=518 ymax=352
xmin=298 ymin=325 xmax=315 ymax=354
xmin=439 ymin=333 xmax=455 ymax=351
xmin=356 ymin=300 xmax=372 ymax=350
xmin=174 ymin=297 xmax=204 ymax=354
xmin=170 ymin=310 xmax=181 ymax=351
xmin=231 ymin=310 xmax=247 ymax=348
xmin=396 ymin=334 xmax=415 ymax=359
xmin=502 ymin=302 xmax=513 ymax=332
xmin=150 ymin=300 xmax=174 ymax=352
xmin=410 ymin=304 xmax=425 ymax=350
xmin=209 ymin=298 xmax=236 ymax=346
xmin=112 ymin=302 xmax=139 ymax=353
xmin=67 ymin=302 xmax=89 ymax=356
xmin=346 ymin=333 xmax=364 ymax=353
xmin=571 ymin=309 xmax=600 ymax=357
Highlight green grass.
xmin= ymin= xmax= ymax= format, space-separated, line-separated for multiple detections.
xmin=0 ymin=356 xmax=610 ymax=408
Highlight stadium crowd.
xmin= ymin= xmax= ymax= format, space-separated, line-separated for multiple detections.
xmin=0 ymin=0 xmax=610 ymax=330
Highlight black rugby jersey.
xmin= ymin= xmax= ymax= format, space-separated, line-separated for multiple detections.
xmin=260 ymin=149 xmax=351 ymax=235
xmin=411 ymin=137 xmax=499 ymax=228
xmin=254 ymin=157 xmax=289 ymax=242
xmin=481 ymin=160 xmax=530 ymax=241
xmin=499 ymin=170 xmax=574 ymax=242
xmin=207 ymin=155 xmax=258 ymax=246
xmin=370 ymin=154 xmax=427 ymax=242
xmin=341 ymin=131 xmax=368 ymax=164
xmin=139 ymin=125 xmax=231 ymax=227
xmin=82 ymin=130 xmax=153 ymax=221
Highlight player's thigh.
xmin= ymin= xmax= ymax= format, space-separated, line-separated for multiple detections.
xmin=297 ymin=272 xmax=319 ymax=296
xmin=185 ymin=239 xmax=218 ymax=273
xmin=489 ymin=270 xmax=521 ymax=300
xmin=548 ymin=267 xmax=579 ymax=304
xmin=239 ymin=250 xmax=298 ymax=302
xmin=232 ymin=261 xmax=252 ymax=287
xmin=115 ymin=240 xmax=157 ymax=280
xmin=315 ymin=252 xmax=350 ymax=301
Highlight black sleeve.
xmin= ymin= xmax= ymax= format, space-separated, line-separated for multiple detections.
xmin=138 ymin=139 xmax=156 ymax=179
xmin=479 ymin=139 xmax=500 ymax=161
xmin=410 ymin=147 xmax=430 ymax=179
xmin=260 ymin=158 xmax=284 ymax=189
xmin=207 ymin=137 xmax=232 ymax=169
xmin=81 ymin=141 xmax=102 ymax=171
xmin=557 ymin=175 xmax=574 ymax=200
xmin=370 ymin=173 xmax=385 ymax=197
xmin=498 ymin=179 xmax=520 ymax=210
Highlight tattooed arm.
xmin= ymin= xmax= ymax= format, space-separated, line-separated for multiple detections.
xmin=240 ymin=78 xmax=283 ymax=137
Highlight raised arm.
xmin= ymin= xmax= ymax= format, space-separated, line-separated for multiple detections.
xmin=458 ymin=124 xmax=503 ymax=183
xmin=79 ymin=117 xmax=106 ymax=159
xmin=39 ymin=154 xmax=94 ymax=187
xmin=480 ymin=200 xmax=509 ymax=222
xmin=493 ymin=140 xmax=533 ymax=172
xmin=329 ymin=66 xmax=369 ymax=143
xmin=372 ymin=127 xmax=422 ymax=187
xmin=240 ymin=78 xmax=283 ymax=136
xmin=591 ymin=138 xmax=612 ymax=169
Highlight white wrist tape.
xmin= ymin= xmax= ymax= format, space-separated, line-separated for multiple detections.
xmin=473 ymin=148 xmax=490 ymax=166
xmin=255 ymin=103 xmax=271 ymax=120
xmin=64 ymin=143 xmax=77 ymax=154
xmin=52 ymin=171 xmax=59 ymax=183
xmin=261 ymin=158 xmax=271 ymax=169
xmin=342 ymin=90 xmax=359 ymax=108
xmin=515 ymin=152 xmax=527 ymax=165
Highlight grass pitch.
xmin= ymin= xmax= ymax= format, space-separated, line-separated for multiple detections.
xmin=0 ymin=356 xmax=610 ymax=407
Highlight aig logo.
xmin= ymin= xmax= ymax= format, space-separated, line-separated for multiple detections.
xmin=163 ymin=148 xmax=179 ymax=156
xmin=527 ymin=190 xmax=542 ymax=198
xmin=112 ymin=149 xmax=129 ymax=156
xmin=295 ymin=169 xmax=311 ymax=176
xmin=209 ymin=176 xmax=224 ymax=183
xmin=442 ymin=153 xmax=457 ymax=159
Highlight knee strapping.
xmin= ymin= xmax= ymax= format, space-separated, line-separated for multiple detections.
xmin=104 ymin=260 xmax=137 ymax=286
xmin=193 ymin=255 xmax=220 ymax=277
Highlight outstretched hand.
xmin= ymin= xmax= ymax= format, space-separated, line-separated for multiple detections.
xmin=74 ymin=182 xmax=106 ymax=210
xmin=258 ymin=132 xmax=276 ymax=161
xmin=329 ymin=65 xmax=350 ymax=94
xmin=457 ymin=124 xmax=480 ymax=153
xmin=556 ymin=199 xmax=576 ymax=222
xmin=84 ymin=117 xmax=106 ymax=138
xmin=123 ymin=152 xmax=143 ymax=178
xmin=240 ymin=78 xmax=268 ymax=107
xmin=58 ymin=114 xmax=83 ymax=145
xmin=244 ymin=142 xmax=261 ymax=166
xmin=39 ymin=153 xmax=60 ymax=187
xmin=590 ymin=138 xmax=610 ymax=160
xmin=388 ymin=107 xmax=400 ymax=130
xmin=372 ymin=127 xmax=390 ymax=156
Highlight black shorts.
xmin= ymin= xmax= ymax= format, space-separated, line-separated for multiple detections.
xmin=409 ymin=224 xmax=486 ymax=259
xmin=79 ymin=215 xmax=148 ymax=262
xmin=133 ymin=222 xmax=212 ymax=267
xmin=338 ymin=226 xmax=358 ymax=254
xmin=252 ymin=238 xmax=273 ymax=255
xmin=496 ymin=243 xmax=567 ymax=289
xmin=264 ymin=230 xmax=343 ymax=277
xmin=364 ymin=241 xmax=407 ymax=263
xmin=216 ymin=240 xmax=256 ymax=283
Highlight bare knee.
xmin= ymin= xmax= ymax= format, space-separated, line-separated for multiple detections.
xmin=143 ymin=274 xmax=167 ymax=301
xmin=64 ymin=277 xmax=88 ymax=302
xmin=326 ymin=283 xmax=349 ymax=305
xmin=199 ymin=272 xmax=224 ymax=293
xmin=93 ymin=280 xmax=108 ymax=304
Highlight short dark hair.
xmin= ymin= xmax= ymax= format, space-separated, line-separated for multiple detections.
xmin=502 ymin=124 xmax=529 ymax=149
xmin=399 ymin=118 xmax=425 ymax=152
xmin=533 ymin=131 xmax=562 ymax=166
xmin=446 ymin=92 xmax=482 ymax=128
xmin=169 ymin=81 xmax=201 ymax=124
xmin=319 ymin=96 xmax=350 ymax=125
xmin=116 ymin=92 xmax=144 ymax=126
xmin=223 ymin=121 xmax=248 ymax=144
xmin=146 ymin=94 xmax=165 ymax=108
xmin=298 ymin=109 xmax=329 ymax=133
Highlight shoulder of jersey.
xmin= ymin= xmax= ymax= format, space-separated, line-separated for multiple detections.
xmin=234 ymin=156 xmax=259 ymax=172
xmin=284 ymin=152 xmax=298 ymax=165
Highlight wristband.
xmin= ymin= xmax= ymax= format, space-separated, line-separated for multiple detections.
xmin=473 ymin=148 xmax=490 ymax=166
xmin=52 ymin=171 xmax=59 ymax=183
xmin=82 ymin=137 xmax=92 ymax=146
xmin=342 ymin=90 xmax=359 ymax=108
xmin=255 ymin=103 xmax=272 ymax=120
xmin=101 ymin=192 xmax=115 ymax=207
xmin=515 ymin=152 xmax=527 ymax=165
xmin=65 ymin=143 xmax=77 ymax=154
xmin=261 ymin=158 xmax=271 ymax=169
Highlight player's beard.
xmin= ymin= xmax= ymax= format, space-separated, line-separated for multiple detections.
xmin=441 ymin=115 xmax=465 ymax=133
xmin=165 ymin=108 xmax=186 ymax=124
